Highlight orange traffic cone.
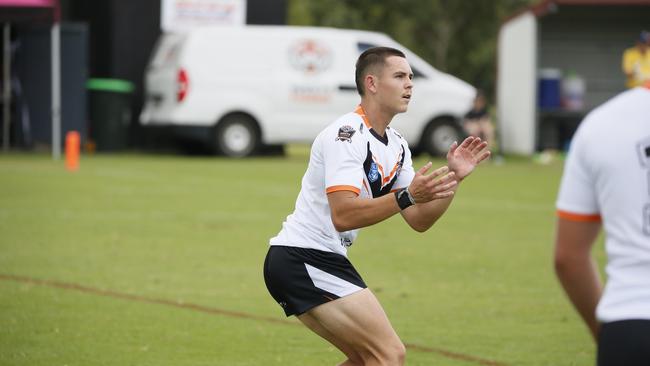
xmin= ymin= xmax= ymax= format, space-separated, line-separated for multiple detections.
xmin=65 ymin=131 xmax=80 ymax=171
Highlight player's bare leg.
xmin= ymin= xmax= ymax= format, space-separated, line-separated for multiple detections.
xmin=464 ymin=122 xmax=481 ymax=137
xmin=298 ymin=313 xmax=364 ymax=365
xmin=479 ymin=119 xmax=495 ymax=150
xmin=298 ymin=289 xmax=406 ymax=366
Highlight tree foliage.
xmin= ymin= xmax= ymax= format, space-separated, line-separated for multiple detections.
xmin=288 ymin=0 xmax=535 ymax=101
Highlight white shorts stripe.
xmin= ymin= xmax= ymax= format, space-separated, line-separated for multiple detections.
xmin=305 ymin=263 xmax=363 ymax=298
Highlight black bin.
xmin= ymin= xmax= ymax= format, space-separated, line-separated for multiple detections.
xmin=87 ymin=78 xmax=134 ymax=151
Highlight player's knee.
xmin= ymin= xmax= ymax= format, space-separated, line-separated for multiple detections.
xmin=392 ymin=341 xmax=407 ymax=365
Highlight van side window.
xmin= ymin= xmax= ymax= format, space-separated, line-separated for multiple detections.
xmin=357 ymin=42 xmax=375 ymax=53
xmin=356 ymin=42 xmax=426 ymax=79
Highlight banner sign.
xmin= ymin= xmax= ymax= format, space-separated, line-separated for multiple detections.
xmin=161 ymin=0 xmax=246 ymax=32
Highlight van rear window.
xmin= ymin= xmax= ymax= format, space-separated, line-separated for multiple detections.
xmin=151 ymin=35 xmax=184 ymax=67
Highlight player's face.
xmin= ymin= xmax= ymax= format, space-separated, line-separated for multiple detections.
xmin=375 ymin=56 xmax=414 ymax=114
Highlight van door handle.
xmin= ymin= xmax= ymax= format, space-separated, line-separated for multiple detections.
xmin=338 ymin=85 xmax=357 ymax=91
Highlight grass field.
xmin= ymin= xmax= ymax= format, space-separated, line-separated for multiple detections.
xmin=0 ymin=147 xmax=605 ymax=365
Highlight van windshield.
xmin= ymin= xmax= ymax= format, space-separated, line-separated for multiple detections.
xmin=357 ymin=42 xmax=426 ymax=79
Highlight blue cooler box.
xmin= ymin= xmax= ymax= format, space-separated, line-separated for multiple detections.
xmin=538 ymin=68 xmax=562 ymax=109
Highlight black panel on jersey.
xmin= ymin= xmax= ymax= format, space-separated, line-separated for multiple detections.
xmin=363 ymin=142 xmax=406 ymax=198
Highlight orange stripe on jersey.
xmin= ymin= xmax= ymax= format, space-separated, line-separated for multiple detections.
xmin=383 ymin=150 xmax=404 ymax=184
xmin=326 ymin=185 xmax=361 ymax=195
xmin=556 ymin=210 xmax=601 ymax=222
xmin=354 ymin=105 xmax=372 ymax=129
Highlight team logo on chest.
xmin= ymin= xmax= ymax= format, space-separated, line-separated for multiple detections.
xmin=335 ymin=125 xmax=356 ymax=143
xmin=368 ymin=161 xmax=380 ymax=183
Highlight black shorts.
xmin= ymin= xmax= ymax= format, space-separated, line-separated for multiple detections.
xmin=263 ymin=245 xmax=367 ymax=317
xmin=598 ymin=319 xmax=650 ymax=366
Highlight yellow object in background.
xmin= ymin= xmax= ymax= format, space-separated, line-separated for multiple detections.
xmin=622 ymin=46 xmax=650 ymax=88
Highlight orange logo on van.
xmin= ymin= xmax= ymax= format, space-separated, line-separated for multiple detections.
xmin=289 ymin=40 xmax=332 ymax=74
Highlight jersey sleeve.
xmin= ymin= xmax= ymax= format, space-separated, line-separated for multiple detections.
xmin=323 ymin=123 xmax=366 ymax=195
xmin=556 ymin=124 xmax=601 ymax=222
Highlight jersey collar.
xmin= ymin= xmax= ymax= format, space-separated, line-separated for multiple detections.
xmin=354 ymin=105 xmax=372 ymax=129
xmin=354 ymin=106 xmax=389 ymax=146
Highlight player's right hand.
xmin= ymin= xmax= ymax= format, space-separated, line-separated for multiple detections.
xmin=407 ymin=162 xmax=457 ymax=203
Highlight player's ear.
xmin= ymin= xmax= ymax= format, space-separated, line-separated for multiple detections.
xmin=365 ymin=74 xmax=378 ymax=94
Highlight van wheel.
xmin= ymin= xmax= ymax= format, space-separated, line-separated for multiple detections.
xmin=420 ymin=118 xmax=464 ymax=157
xmin=214 ymin=115 xmax=260 ymax=157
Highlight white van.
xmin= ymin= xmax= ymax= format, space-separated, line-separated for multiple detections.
xmin=140 ymin=25 xmax=475 ymax=157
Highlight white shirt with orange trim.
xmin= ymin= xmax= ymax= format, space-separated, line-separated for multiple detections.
xmin=556 ymin=86 xmax=650 ymax=322
xmin=270 ymin=106 xmax=415 ymax=257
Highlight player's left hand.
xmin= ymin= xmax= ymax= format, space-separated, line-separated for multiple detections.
xmin=446 ymin=136 xmax=490 ymax=181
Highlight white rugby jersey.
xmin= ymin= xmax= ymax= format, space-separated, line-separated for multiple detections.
xmin=556 ymin=86 xmax=650 ymax=322
xmin=270 ymin=106 xmax=416 ymax=257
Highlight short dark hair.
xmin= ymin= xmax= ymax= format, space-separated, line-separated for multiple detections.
xmin=355 ymin=47 xmax=406 ymax=96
